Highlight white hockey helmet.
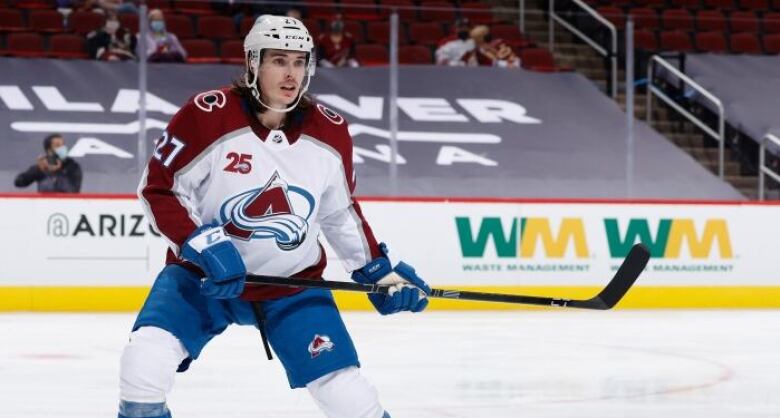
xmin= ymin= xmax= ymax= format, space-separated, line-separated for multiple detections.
xmin=243 ymin=15 xmax=316 ymax=113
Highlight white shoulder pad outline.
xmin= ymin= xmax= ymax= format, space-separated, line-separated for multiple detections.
xmin=194 ymin=90 xmax=227 ymax=112
xmin=316 ymin=103 xmax=345 ymax=125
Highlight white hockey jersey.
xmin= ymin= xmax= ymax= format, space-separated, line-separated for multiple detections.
xmin=138 ymin=88 xmax=381 ymax=301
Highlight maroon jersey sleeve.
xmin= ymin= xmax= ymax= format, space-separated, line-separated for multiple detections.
xmin=339 ymin=122 xmax=382 ymax=260
xmin=138 ymin=95 xmax=214 ymax=253
xmin=308 ymin=105 xmax=383 ymax=262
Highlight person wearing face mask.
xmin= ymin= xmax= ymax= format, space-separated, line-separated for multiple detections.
xmin=435 ymin=18 xmax=474 ymax=66
xmin=316 ymin=14 xmax=359 ymax=68
xmin=86 ymin=12 xmax=137 ymax=61
xmin=140 ymin=8 xmax=187 ymax=63
xmin=14 ymin=134 xmax=82 ymax=193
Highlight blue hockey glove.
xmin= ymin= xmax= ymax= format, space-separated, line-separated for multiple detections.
xmin=181 ymin=224 xmax=246 ymax=299
xmin=352 ymin=243 xmax=431 ymax=315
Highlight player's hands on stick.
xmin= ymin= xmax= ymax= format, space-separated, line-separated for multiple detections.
xmin=182 ymin=223 xmax=246 ymax=299
xmin=352 ymin=243 xmax=431 ymax=315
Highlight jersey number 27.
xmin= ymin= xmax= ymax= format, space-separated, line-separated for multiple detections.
xmin=153 ymin=132 xmax=185 ymax=167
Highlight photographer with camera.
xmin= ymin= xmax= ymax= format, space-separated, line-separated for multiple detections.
xmin=14 ymin=134 xmax=82 ymax=193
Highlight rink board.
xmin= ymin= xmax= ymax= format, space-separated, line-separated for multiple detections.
xmin=2 ymin=194 xmax=780 ymax=310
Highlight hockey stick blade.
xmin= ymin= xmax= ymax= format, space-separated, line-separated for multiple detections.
xmin=244 ymin=243 xmax=650 ymax=310
xmin=568 ymin=243 xmax=650 ymax=309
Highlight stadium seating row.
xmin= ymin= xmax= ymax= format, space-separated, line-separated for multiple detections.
xmin=0 ymin=0 xmax=501 ymax=23
xmin=597 ymin=6 xmax=780 ymax=32
xmin=0 ymin=10 xmax=525 ymax=46
xmin=635 ymin=28 xmax=780 ymax=52
xmin=584 ymin=0 xmax=780 ymax=10
xmin=0 ymin=31 xmax=560 ymax=68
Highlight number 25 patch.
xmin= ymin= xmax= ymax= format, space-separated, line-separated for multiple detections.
xmin=224 ymin=152 xmax=253 ymax=174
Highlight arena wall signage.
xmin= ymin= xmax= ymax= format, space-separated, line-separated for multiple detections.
xmin=0 ymin=58 xmax=740 ymax=199
xmin=1 ymin=196 xmax=778 ymax=311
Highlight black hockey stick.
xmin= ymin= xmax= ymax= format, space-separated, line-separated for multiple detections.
xmin=245 ymin=243 xmax=650 ymax=310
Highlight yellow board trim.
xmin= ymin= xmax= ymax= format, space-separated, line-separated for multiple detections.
xmin=1 ymin=286 xmax=780 ymax=311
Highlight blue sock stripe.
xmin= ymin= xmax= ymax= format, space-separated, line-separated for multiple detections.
xmin=118 ymin=400 xmax=170 ymax=418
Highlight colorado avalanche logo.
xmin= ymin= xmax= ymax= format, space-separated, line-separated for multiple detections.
xmin=218 ymin=172 xmax=315 ymax=250
xmin=308 ymin=334 xmax=335 ymax=359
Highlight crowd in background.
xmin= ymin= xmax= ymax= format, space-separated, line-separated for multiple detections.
xmin=6 ymin=0 xmax=529 ymax=193
xmin=319 ymin=14 xmax=521 ymax=67
xmin=434 ymin=17 xmax=520 ymax=67
xmin=13 ymin=0 xmax=521 ymax=67
xmin=77 ymin=2 xmax=189 ymax=62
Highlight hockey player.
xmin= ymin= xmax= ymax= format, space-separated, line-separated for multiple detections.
xmin=118 ymin=15 xmax=430 ymax=418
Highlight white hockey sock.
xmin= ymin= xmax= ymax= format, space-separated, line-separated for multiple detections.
xmin=306 ymin=366 xmax=387 ymax=418
xmin=119 ymin=326 xmax=189 ymax=404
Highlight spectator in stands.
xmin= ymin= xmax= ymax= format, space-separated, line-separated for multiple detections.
xmin=462 ymin=25 xmax=520 ymax=68
xmin=317 ymin=14 xmax=359 ymax=68
xmin=286 ymin=7 xmax=303 ymax=20
xmin=219 ymin=1 xmax=298 ymax=23
xmin=14 ymin=134 xmax=82 ymax=193
xmin=57 ymin=0 xmax=76 ymax=10
xmin=491 ymin=43 xmax=521 ymax=68
xmin=86 ymin=12 xmax=137 ymax=61
xmin=435 ymin=18 xmax=474 ymax=66
xmin=81 ymin=0 xmax=138 ymax=15
xmin=140 ymin=8 xmax=187 ymax=63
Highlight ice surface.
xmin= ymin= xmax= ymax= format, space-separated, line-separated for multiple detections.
xmin=0 ymin=310 xmax=778 ymax=418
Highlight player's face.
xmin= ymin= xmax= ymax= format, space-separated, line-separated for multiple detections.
xmin=259 ymin=49 xmax=307 ymax=107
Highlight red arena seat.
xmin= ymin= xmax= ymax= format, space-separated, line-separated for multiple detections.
xmin=366 ymin=21 xmax=408 ymax=44
xmin=28 ymin=9 xmax=65 ymax=33
xmin=220 ymin=38 xmax=244 ymax=64
xmin=119 ymin=14 xmax=138 ymax=33
xmin=355 ymin=43 xmax=388 ymax=65
xmin=764 ymin=13 xmax=780 ymax=34
xmin=763 ymin=33 xmax=780 ymax=53
xmin=662 ymin=9 xmax=694 ymax=31
xmin=634 ymin=29 xmax=658 ymax=50
xmin=182 ymin=38 xmax=220 ymax=63
xmin=48 ymin=33 xmax=88 ymax=58
xmin=68 ymin=11 xmax=105 ymax=35
xmin=0 ymin=9 xmax=25 ymax=32
xmin=490 ymin=23 xmax=529 ymax=48
xmin=341 ymin=0 xmax=382 ymax=21
xmin=695 ymin=31 xmax=728 ymax=52
xmin=343 ymin=20 xmax=365 ymax=43
xmin=408 ymin=21 xmax=445 ymax=47
xmin=703 ymin=0 xmax=735 ymax=9
xmin=165 ymin=14 xmax=195 ymax=39
xmin=418 ymin=1 xmax=457 ymax=23
xmin=460 ymin=2 xmax=493 ymax=24
xmin=596 ymin=6 xmax=626 ymax=30
xmin=729 ymin=32 xmax=762 ymax=53
xmin=173 ymin=0 xmax=217 ymax=15
xmin=6 ymin=32 xmax=45 ymax=57
xmin=630 ymin=8 xmax=660 ymax=30
xmin=696 ymin=10 xmax=726 ymax=32
xmin=197 ymin=15 xmax=238 ymax=40
xmin=520 ymin=48 xmax=560 ymax=72
xmin=379 ymin=0 xmax=419 ymax=21
xmin=729 ymin=11 xmax=759 ymax=33
xmin=399 ymin=44 xmax=432 ymax=63
xmin=660 ymin=30 xmax=694 ymax=51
